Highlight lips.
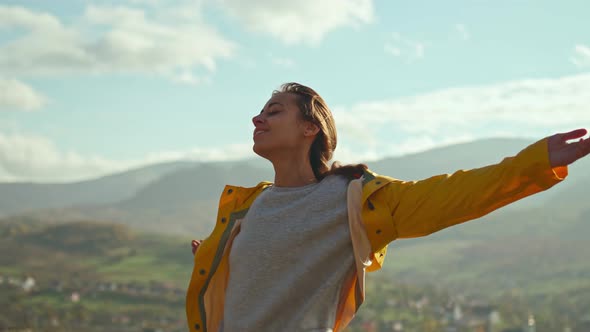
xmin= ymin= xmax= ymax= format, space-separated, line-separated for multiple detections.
xmin=253 ymin=130 xmax=268 ymax=137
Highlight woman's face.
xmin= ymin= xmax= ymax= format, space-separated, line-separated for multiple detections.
xmin=252 ymin=92 xmax=317 ymax=160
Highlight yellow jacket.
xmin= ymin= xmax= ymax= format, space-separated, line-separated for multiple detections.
xmin=186 ymin=138 xmax=567 ymax=331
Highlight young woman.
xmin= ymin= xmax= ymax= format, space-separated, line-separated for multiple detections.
xmin=186 ymin=82 xmax=589 ymax=332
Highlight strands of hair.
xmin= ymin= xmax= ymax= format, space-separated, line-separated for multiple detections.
xmin=276 ymin=82 xmax=368 ymax=181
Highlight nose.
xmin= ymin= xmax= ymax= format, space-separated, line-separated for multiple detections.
xmin=252 ymin=113 xmax=264 ymax=127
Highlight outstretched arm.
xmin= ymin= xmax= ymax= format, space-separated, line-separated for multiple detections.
xmin=379 ymin=129 xmax=588 ymax=240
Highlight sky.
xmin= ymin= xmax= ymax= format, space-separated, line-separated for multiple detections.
xmin=1 ymin=0 xmax=589 ymax=182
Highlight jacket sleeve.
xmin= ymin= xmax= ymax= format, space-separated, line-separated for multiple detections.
xmin=381 ymin=137 xmax=568 ymax=239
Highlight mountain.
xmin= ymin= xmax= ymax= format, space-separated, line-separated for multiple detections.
xmin=3 ymin=137 xmax=589 ymax=237
xmin=0 ymin=160 xmax=196 ymax=218
xmin=369 ymin=137 xmax=536 ymax=180
xmin=3 ymin=160 xmax=274 ymax=235
xmin=380 ymin=203 xmax=590 ymax=300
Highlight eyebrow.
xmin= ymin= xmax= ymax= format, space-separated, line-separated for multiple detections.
xmin=260 ymin=102 xmax=284 ymax=114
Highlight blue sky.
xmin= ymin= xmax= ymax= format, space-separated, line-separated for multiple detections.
xmin=1 ymin=0 xmax=589 ymax=182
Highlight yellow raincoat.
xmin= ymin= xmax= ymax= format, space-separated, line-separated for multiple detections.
xmin=186 ymin=138 xmax=568 ymax=331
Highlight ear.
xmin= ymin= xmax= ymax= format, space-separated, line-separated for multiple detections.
xmin=303 ymin=122 xmax=320 ymax=137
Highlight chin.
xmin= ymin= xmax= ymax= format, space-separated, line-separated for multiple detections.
xmin=252 ymin=143 xmax=270 ymax=160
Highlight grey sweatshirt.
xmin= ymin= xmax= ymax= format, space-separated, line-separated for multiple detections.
xmin=222 ymin=175 xmax=355 ymax=331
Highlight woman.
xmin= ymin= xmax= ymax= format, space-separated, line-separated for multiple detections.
xmin=186 ymin=82 xmax=589 ymax=332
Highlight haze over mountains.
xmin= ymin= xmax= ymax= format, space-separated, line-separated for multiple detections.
xmin=0 ymin=161 xmax=196 ymax=218
xmin=1 ymin=137 xmax=589 ymax=238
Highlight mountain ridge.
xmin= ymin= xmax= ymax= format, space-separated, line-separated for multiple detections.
xmin=3 ymin=136 xmax=588 ymax=237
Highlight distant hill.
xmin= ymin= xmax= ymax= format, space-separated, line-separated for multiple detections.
xmin=0 ymin=161 xmax=196 ymax=218
xmin=0 ymin=218 xmax=193 ymax=287
xmin=381 ymin=205 xmax=590 ymax=299
xmin=5 ymin=160 xmax=274 ymax=235
xmin=0 ymin=219 xmax=191 ymax=331
xmin=2 ymin=137 xmax=589 ymax=237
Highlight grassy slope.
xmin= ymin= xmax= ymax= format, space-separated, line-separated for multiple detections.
xmin=3 ymin=216 xmax=590 ymax=331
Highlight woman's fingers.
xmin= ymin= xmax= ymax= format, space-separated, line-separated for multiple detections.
xmin=191 ymin=240 xmax=201 ymax=255
xmin=548 ymin=128 xmax=590 ymax=167
xmin=558 ymin=128 xmax=588 ymax=142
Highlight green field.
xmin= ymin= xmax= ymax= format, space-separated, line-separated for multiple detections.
xmin=1 ymin=218 xmax=589 ymax=332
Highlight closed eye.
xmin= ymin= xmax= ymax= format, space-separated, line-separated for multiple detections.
xmin=260 ymin=101 xmax=284 ymax=115
xmin=259 ymin=109 xmax=281 ymax=115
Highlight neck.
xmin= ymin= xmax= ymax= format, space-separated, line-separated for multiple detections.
xmin=271 ymin=154 xmax=318 ymax=188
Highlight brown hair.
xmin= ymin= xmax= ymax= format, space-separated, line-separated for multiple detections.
xmin=274 ymin=82 xmax=367 ymax=181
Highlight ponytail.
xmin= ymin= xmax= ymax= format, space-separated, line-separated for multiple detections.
xmin=275 ymin=82 xmax=367 ymax=182
xmin=316 ymin=161 xmax=368 ymax=181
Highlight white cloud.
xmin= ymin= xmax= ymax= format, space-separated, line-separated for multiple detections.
xmin=331 ymin=145 xmax=379 ymax=165
xmin=0 ymin=78 xmax=47 ymax=111
xmin=333 ymin=73 xmax=590 ymax=158
xmin=0 ymin=132 xmax=125 ymax=182
xmin=215 ymin=0 xmax=374 ymax=45
xmin=4 ymin=73 xmax=590 ymax=182
xmin=0 ymin=131 xmax=254 ymax=182
xmin=384 ymin=32 xmax=426 ymax=62
xmin=143 ymin=143 xmax=254 ymax=164
xmin=455 ymin=23 xmax=470 ymax=40
xmin=571 ymin=44 xmax=590 ymax=68
xmin=0 ymin=4 xmax=235 ymax=80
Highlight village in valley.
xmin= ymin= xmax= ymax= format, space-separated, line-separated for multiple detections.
xmin=2 ymin=271 xmax=588 ymax=332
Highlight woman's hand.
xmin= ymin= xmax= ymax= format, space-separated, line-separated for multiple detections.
xmin=548 ymin=128 xmax=590 ymax=167
xmin=191 ymin=240 xmax=201 ymax=255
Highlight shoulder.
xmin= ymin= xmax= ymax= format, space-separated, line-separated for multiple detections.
xmin=361 ymin=168 xmax=397 ymax=188
xmin=359 ymin=168 xmax=405 ymax=201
